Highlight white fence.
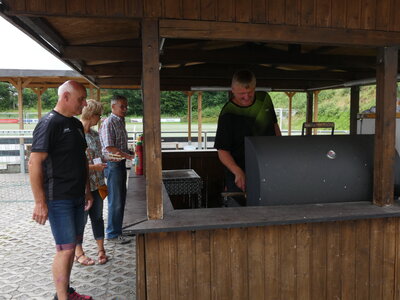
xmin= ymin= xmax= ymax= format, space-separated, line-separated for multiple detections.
xmin=0 ymin=129 xmax=349 ymax=173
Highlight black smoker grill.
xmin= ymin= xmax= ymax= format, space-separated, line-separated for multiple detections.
xmin=245 ymin=135 xmax=400 ymax=206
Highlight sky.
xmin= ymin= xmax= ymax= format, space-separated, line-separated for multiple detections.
xmin=0 ymin=16 xmax=72 ymax=70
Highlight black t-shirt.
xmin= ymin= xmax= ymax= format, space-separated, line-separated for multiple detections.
xmin=31 ymin=110 xmax=87 ymax=200
xmin=214 ymin=92 xmax=277 ymax=191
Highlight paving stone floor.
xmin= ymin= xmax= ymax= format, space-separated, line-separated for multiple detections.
xmin=0 ymin=174 xmax=136 ymax=300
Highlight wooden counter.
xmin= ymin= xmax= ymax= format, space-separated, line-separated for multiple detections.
xmin=125 ymin=174 xmax=400 ymax=300
xmin=124 ymin=173 xmax=400 ymax=233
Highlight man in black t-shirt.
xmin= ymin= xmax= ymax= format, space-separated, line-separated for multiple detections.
xmin=214 ymin=70 xmax=281 ymax=199
xmin=29 ymin=80 xmax=94 ymax=300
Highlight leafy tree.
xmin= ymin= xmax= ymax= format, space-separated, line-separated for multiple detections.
xmin=41 ymin=88 xmax=58 ymax=109
xmin=160 ymin=91 xmax=186 ymax=116
xmin=0 ymin=82 xmax=16 ymax=110
xmin=103 ymin=89 xmax=143 ymax=116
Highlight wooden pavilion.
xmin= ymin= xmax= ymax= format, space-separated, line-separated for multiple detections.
xmin=2 ymin=1 xmax=400 ymax=299
xmin=0 ymin=69 xmax=93 ymax=123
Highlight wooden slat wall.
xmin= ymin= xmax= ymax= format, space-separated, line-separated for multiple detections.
xmin=8 ymin=0 xmax=400 ymax=31
xmin=138 ymin=217 xmax=400 ymax=300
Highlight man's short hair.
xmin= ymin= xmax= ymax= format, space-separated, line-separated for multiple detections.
xmin=57 ymin=80 xmax=75 ymax=97
xmin=111 ymin=95 xmax=127 ymax=105
xmin=231 ymin=70 xmax=256 ymax=89
xmin=81 ymin=99 xmax=103 ymax=121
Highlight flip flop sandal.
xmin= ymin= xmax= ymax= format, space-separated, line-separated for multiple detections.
xmin=75 ymin=253 xmax=95 ymax=266
xmin=97 ymin=249 xmax=109 ymax=265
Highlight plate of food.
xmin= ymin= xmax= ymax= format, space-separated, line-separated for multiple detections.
xmin=107 ymin=153 xmax=124 ymax=161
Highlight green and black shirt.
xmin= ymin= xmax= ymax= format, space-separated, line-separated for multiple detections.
xmin=214 ymin=91 xmax=278 ymax=190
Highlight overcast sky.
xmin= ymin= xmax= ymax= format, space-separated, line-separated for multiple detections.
xmin=0 ymin=16 xmax=71 ymax=70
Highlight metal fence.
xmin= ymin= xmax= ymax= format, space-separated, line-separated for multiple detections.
xmin=0 ymin=129 xmax=349 ymax=173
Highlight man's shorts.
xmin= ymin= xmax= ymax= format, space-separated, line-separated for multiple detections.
xmin=47 ymin=197 xmax=85 ymax=251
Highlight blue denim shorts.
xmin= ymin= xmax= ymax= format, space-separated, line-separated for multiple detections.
xmin=47 ymin=197 xmax=85 ymax=251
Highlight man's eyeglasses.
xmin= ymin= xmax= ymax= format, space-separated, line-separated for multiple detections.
xmin=115 ymin=104 xmax=128 ymax=109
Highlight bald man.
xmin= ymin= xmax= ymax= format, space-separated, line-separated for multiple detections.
xmin=29 ymin=80 xmax=94 ymax=300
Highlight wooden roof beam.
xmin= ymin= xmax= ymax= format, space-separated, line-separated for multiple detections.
xmin=83 ymin=63 xmax=142 ymax=76
xmin=160 ymin=19 xmax=400 ymax=47
xmin=62 ymin=46 xmax=142 ymax=61
xmin=17 ymin=16 xmax=65 ymax=53
xmin=160 ymin=65 xmax=373 ymax=81
xmin=160 ymin=49 xmax=376 ymax=69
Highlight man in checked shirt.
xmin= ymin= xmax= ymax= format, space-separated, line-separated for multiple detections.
xmin=100 ymin=95 xmax=134 ymax=244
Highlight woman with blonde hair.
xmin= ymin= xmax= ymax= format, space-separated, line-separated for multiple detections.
xmin=75 ymin=99 xmax=108 ymax=265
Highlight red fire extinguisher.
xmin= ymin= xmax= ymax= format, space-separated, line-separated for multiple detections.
xmin=135 ymin=135 xmax=143 ymax=175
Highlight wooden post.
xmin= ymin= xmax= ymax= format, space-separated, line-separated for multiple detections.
xmin=32 ymin=87 xmax=48 ymax=120
xmin=313 ymin=91 xmax=320 ymax=135
xmin=306 ymin=91 xmax=313 ymax=135
xmin=89 ymin=85 xmax=94 ymax=99
xmin=350 ymin=86 xmax=360 ymax=135
xmin=9 ymin=78 xmax=31 ymax=173
xmin=185 ymin=91 xmax=194 ymax=144
xmin=197 ymin=91 xmax=203 ymax=149
xmin=16 ymin=78 xmax=24 ymax=130
xmin=373 ymin=47 xmax=398 ymax=206
xmin=285 ymin=92 xmax=296 ymax=136
xmin=142 ymin=18 xmax=163 ymax=219
xmin=96 ymin=88 xmax=101 ymax=102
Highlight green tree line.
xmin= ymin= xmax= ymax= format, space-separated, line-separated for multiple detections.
xmin=0 ymin=82 xmax=229 ymax=121
xmin=0 ymin=82 xmax=393 ymax=131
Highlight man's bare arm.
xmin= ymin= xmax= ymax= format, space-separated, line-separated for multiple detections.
xmin=29 ymin=152 xmax=49 ymax=225
xmin=217 ymin=149 xmax=246 ymax=191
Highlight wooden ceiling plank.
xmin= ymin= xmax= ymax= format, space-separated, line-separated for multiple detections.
xmin=360 ymin=0 xmax=376 ymax=30
xmin=105 ymin=0 xmax=127 ymax=17
xmin=252 ymin=0 xmax=266 ymax=23
xmin=144 ymin=0 xmax=162 ymax=18
xmin=268 ymin=0 xmax=285 ymax=25
xmin=285 ymin=0 xmax=299 ymax=26
xmin=182 ymin=0 xmax=200 ymax=20
xmin=46 ymin=0 xmax=67 ymax=15
xmin=159 ymin=19 xmax=400 ymax=46
xmin=66 ymin=0 xmax=86 ymax=15
xmin=217 ymin=0 xmax=234 ymax=22
xmin=331 ymin=0 xmax=346 ymax=28
xmin=26 ymin=0 xmax=46 ymax=13
xmin=126 ymin=0 xmax=144 ymax=18
xmin=235 ymin=0 xmax=250 ymax=23
xmin=200 ymin=0 xmax=216 ymax=21
xmin=85 ymin=0 xmax=106 ymax=16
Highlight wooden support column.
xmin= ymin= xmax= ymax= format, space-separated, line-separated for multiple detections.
xmin=89 ymin=85 xmax=94 ymax=99
xmin=96 ymin=88 xmax=101 ymax=102
xmin=306 ymin=91 xmax=313 ymax=135
xmin=32 ymin=87 xmax=48 ymax=120
xmin=313 ymin=91 xmax=320 ymax=135
xmin=373 ymin=47 xmax=398 ymax=206
xmin=285 ymin=92 xmax=296 ymax=136
xmin=9 ymin=78 xmax=32 ymax=174
xmin=185 ymin=91 xmax=194 ymax=144
xmin=14 ymin=78 xmax=24 ymax=130
xmin=197 ymin=91 xmax=203 ymax=149
xmin=142 ymin=18 xmax=163 ymax=219
xmin=350 ymin=86 xmax=360 ymax=135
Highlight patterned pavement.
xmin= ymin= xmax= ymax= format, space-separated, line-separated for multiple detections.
xmin=0 ymin=174 xmax=136 ymax=300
